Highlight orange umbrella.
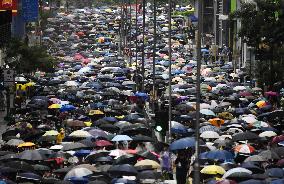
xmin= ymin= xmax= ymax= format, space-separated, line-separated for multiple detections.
xmin=256 ymin=100 xmax=267 ymax=108
xmin=208 ymin=118 xmax=225 ymax=127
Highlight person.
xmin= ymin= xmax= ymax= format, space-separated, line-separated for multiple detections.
xmin=56 ymin=128 xmax=65 ymax=144
xmin=175 ymin=151 xmax=189 ymax=184
xmin=160 ymin=146 xmax=173 ymax=180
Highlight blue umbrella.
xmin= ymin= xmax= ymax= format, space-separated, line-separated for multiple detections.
xmin=90 ymin=102 xmax=105 ymax=109
xmin=200 ymin=125 xmax=220 ymax=134
xmin=68 ymin=177 xmax=89 ymax=184
xmin=103 ymin=117 xmax=118 ymax=123
xmin=60 ymin=105 xmax=76 ymax=112
xmin=239 ymin=179 xmax=267 ymax=184
xmin=135 ymin=92 xmax=148 ymax=100
xmin=111 ymin=178 xmax=136 ymax=184
xmin=170 ymin=137 xmax=199 ymax=151
xmin=201 ymin=150 xmax=234 ymax=161
xmin=18 ymin=172 xmax=42 ymax=180
xmin=271 ymin=179 xmax=284 ymax=184
xmin=189 ymin=15 xmax=198 ymax=22
xmin=265 ymin=168 xmax=284 ymax=178
xmin=171 ymin=121 xmax=188 ymax=134
xmin=74 ymin=150 xmax=91 ymax=157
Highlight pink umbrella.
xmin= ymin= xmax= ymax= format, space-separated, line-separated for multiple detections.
xmin=265 ymin=91 xmax=278 ymax=96
xmin=49 ymin=98 xmax=61 ymax=104
xmin=74 ymin=53 xmax=84 ymax=60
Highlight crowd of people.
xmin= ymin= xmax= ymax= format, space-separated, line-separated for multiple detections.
xmin=0 ymin=2 xmax=284 ymax=184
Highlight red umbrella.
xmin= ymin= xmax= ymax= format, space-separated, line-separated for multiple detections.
xmin=95 ymin=140 xmax=113 ymax=147
xmin=271 ymin=134 xmax=284 ymax=144
xmin=216 ymin=179 xmax=237 ymax=184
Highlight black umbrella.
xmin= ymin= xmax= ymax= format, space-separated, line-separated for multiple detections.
xmin=41 ymin=177 xmax=61 ymax=184
xmin=17 ymin=172 xmax=42 ymax=181
xmin=137 ymin=170 xmax=162 ymax=180
xmin=241 ymin=162 xmax=264 ymax=173
xmin=258 ymin=150 xmax=280 ymax=160
xmin=136 ymin=151 xmax=159 ymax=162
xmin=265 ymin=168 xmax=284 ymax=178
xmin=108 ymin=164 xmax=138 ymax=176
xmin=113 ymin=154 xmax=138 ymax=165
xmin=4 ymin=161 xmax=34 ymax=171
xmin=132 ymin=135 xmax=154 ymax=142
xmin=232 ymin=132 xmax=259 ymax=142
xmin=33 ymin=164 xmax=51 ymax=171
xmin=18 ymin=150 xmax=47 ymax=161
xmin=61 ymin=142 xmax=88 ymax=151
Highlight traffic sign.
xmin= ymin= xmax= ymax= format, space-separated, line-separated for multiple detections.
xmin=3 ymin=69 xmax=15 ymax=87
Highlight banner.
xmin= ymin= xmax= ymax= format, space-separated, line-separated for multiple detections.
xmin=22 ymin=0 xmax=38 ymax=22
xmin=230 ymin=0 xmax=237 ymax=13
xmin=0 ymin=0 xmax=17 ymax=15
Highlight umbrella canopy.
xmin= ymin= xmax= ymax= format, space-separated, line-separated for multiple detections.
xmin=134 ymin=159 xmax=161 ymax=169
xmin=108 ymin=164 xmax=138 ymax=176
xmin=223 ymin=167 xmax=252 ymax=179
xmin=200 ymin=165 xmax=226 ymax=175
xmin=64 ymin=168 xmax=93 ymax=180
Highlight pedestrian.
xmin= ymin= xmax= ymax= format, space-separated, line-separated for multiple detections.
xmin=160 ymin=145 xmax=173 ymax=180
xmin=175 ymin=151 xmax=189 ymax=184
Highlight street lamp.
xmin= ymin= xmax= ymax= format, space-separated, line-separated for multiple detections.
xmin=194 ymin=0 xmax=203 ymax=183
xmin=152 ymin=0 xmax=157 ymax=112
xmin=168 ymin=0 xmax=172 ymax=142
xmin=141 ymin=0 xmax=146 ymax=91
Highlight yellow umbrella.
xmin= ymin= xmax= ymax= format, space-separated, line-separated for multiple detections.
xmin=84 ymin=121 xmax=92 ymax=127
xmin=200 ymin=165 xmax=225 ymax=175
xmin=48 ymin=104 xmax=61 ymax=109
xmin=134 ymin=159 xmax=161 ymax=169
xmin=89 ymin=110 xmax=104 ymax=116
xmin=256 ymin=100 xmax=267 ymax=108
xmin=43 ymin=130 xmax=59 ymax=136
xmin=115 ymin=115 xmax=125 ymax=119
xmin=18 ymin=142 xmax=36 ymax=148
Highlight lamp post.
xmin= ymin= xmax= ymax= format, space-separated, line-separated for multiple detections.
xmin=194 ymin=0 xmax=203 ymax=183
xmin=152 ymin=0 xmax=157 ymax=112
xmin=135 ymin=0 xmax=138 ymax=91
xmin=168 ymin=0 xmax=172 ymax=142
xmin=141 ymin=0 xmax=146 ymax=91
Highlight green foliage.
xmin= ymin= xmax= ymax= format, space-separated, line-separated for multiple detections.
xmin=5 ymin=39 xmax=55 ymax=74
xmin=172 ymin=10 xmax=194 ymax=17
xmin=231 ymin=0 xmax=284 ymax=86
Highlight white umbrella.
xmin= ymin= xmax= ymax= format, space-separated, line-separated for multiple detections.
xmin=222 ymin=167 xmax=252 ymax=179
xmin=64 ymin=168 xmax=92 ymax=180
xmin=69 ymin=130 xmax=92 ymax=138
xmin=242 ymin=116 xmax=257 ymax=124
xmin=233 ymin=86 xmax=246 ymax=91
xmin=259 ymin=131 xmax=277 ymax=138
xmin=200 ymin=131 xmax=220 ymax=139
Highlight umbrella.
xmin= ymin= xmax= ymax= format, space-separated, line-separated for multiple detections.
xmin=259 ymin=131 xmax=277 ymax=138
xmin=232 ymin=132 xmax=259 ymax=141
xmin=6 ymin=139 xmax=24 ymax=146
xmin=136 ymin=151 xmax=159 ymax=162
xmin=69 ymin=130 xmax=92 ymax=138
xmin=17 ymin=142 xmax=36 ymax=148
xmin=95 ymin=140 xmax=113 ymax=147
xmin=48 ymin=104 xmax=62 ymax=109
xmin=60 ymin=105 xmax=76 ymax=112
xmin=216 ymin=179 xmax=237 ymax=184
xmin=200 ymin=165 xmax=226 ymax=175
xmin=244 ymin=155 xmax=267 ymax=162
xmin=108 ymin=164 xmax=138 ymax=176
xmin=200 ymin=131 xmax=220 ymax=139
xmin=18 ymin=172 xmax=42 ymax=181
xmin=64 ymin=168 xmax=93 ymax=180
xmin=241 ymin=162 xmax=263 ymax=173
xmin=18 ymin=150 xmax=47 ymax=161
xmin=61 ymin=142 xmax=88 ymax=151
xmin=134 ymin=159 xmax=161 ymax=169
xmin=208 ymin=118 xmax=225 ymax=127
xmin=170 ymin=137 xmax=200 ymax=151
xmin=201 ymin=150 xmax=234 ymax=161
xmin=222 ymin=167 xmax=252 ymax=179
xmin=43 ymin=130 xmax=59 ymax=136
xmin=200 ymin=109 xmax=216 ymax=116
xmin=265 ymin=168 xmax=284 ymax=178
xmin=137 ymin=170 xmax=162 ymax=180
xmin=239 ymin=179 xmax=266 ymax=184
xmin=131 ymin=135 xmax=154 ymax=142
xmin=234 ymin=144 xmax=255 ymax=154
xmin=258 ymin=150 xmax=280 ymax=160
xmin=111 ymin=135 xmax=133 ymax=142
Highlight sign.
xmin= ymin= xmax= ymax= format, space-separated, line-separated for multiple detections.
xmin=22 ymin=0 xmax=38 ymax=22
xmin=3 ymin=69 xmax=15 ymax=87
xmin=0 ymin=0 xmax=17 ymax=15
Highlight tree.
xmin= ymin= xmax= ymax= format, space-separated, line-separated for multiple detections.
xmin=231 ymin=0 xmax=284 ymax=88
xmin=4 ymin=39 xmax=55 ymax=74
